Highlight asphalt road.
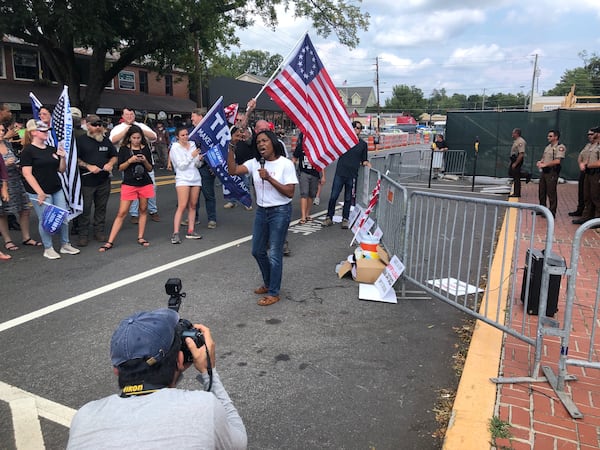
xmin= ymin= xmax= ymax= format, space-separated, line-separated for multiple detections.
xmin=0 ymin=160 xmax=472 ymax=450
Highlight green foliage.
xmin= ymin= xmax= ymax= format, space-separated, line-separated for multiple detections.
xmin=488 ymin=416 xmax=513 ymax=449
xmin=0 ymin=0 xmax=369 ymax=113
xmin=208 ymin=50 xmax=284 ymax=79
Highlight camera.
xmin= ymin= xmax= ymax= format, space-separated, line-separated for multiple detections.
xmin=165 ymin=278 xmax=205 ymax=363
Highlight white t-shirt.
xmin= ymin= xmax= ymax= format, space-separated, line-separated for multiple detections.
xmin=109 ymin=121 xmax=157 ymax=145
xmin=243 ymin=156 xmax=298 ymax=207
xmin=170 ymin=141 xmax=202 ymax=186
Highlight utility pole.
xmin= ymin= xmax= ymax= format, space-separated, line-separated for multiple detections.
xmin=375 ymin=56 xmax=380 ymax=132
xmin=482 ymin=88 xmax=486 ymax=110
xmin=528 ymin=54 xmax=538 ymax=112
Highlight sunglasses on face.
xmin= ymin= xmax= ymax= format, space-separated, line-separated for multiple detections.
xmin=89 ymin=122 xmax=104 ymax=127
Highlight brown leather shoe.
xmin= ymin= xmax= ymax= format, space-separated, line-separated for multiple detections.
xmin=258 ymin=295 xmax=280 ymax=306
xmin=254 ymin=286 xmax=269 ymax=295
xmin=150 ymin=213 xmax=161 ymax=222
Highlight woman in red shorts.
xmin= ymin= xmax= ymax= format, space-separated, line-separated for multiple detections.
xmin=99 ymin=125 xmax=153 ymax=251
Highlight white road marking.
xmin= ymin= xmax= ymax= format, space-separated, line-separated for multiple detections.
xmin=0 ymin=380 xmax=76 ymax=445
xmin=0 ymin=235 xmax=253 ymax=334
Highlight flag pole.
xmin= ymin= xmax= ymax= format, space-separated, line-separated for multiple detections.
xmin=253 ymin=31 xmax=309 ymax=101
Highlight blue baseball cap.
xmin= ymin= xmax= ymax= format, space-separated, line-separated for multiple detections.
xmin=110 ymin=308 xmax=179 ymax=367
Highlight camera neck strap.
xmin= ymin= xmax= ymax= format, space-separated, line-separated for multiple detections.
xmin=120 ymin=382 xmax=167 ymax=398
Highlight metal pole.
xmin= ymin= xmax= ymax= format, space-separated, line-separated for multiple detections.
xmin=528 ymin=54 xmax=538 ymax=112
xmin=471 ymin=137 xmax=479 ymax=192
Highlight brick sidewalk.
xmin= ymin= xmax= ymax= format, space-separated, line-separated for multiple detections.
xmin=496 ymin=181 xmax=600 ymax=449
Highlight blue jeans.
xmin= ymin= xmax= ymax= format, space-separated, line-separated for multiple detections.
xmin=327 ymin=174 xmax=354 ymax=220
xmin=129 ymin=170 xmax=157 ymax=216
xmin=197 ymin=164 xmax=216 ymax=222
xmin=28 ymin=191 xmax=70 ymax=249
xmin=252 ymin=203 xmax=292 ymax=296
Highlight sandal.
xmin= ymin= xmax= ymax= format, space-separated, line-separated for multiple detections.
xmin=98 ymin=242 xmax=114 ymax=252
xmin=0 ymin=251 xmax=11 ymax=260
xmin=22 ymin=238 xmax=42 ymax=247
xmin=306 ymin=216 xmax=313 ymax=222
xmin=258 ymin=295 xmax=280 ymax=306
xmin=137 ymin=237 xmax=150 ymax=247
xmin=4 ymin=241 xmax=19 ymax=251
xmin=299 ymin=219 xmax=307 ymax=224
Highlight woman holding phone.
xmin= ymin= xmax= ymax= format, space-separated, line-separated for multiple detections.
xmin=100 ymin=125 xmax=153 ymax=251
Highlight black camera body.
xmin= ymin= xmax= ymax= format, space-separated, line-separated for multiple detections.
xmin=165 ymin=278 xmax=205 ymax=363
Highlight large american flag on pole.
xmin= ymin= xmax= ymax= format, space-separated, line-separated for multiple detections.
xmin=52 ymin=86 xmax=83 ymax=220
xmin=265 ymin=34 xmax=358 ymax=171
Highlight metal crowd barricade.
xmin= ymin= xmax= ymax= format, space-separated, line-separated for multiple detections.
xmin=542 ymin=218 xmax=600 ymax=418
xmin=353 ymin=171 xmax=583 ymax=415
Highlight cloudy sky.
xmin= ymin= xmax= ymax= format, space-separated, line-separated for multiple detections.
xmin=235 ymin=0 xmax=600 ymax=103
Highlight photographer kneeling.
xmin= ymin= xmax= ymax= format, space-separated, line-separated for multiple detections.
xmin=67 ymin=308 xmax=247 ymax=449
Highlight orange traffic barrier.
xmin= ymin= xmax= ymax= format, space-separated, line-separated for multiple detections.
xmin=291 ymin=136 xmax=297 ymax=149
xmin=367 ymin=136 xmax=376 ymax=151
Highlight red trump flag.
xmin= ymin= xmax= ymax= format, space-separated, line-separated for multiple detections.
xmin=265 ymin=34 xmax=358 ymax=171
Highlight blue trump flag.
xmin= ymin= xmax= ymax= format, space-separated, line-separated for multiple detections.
xmin=189 ymin=97 xmax=252 ymax=208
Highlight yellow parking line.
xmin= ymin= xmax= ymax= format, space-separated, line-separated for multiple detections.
xmin=110 ymin=174 xmax=175 ymax=194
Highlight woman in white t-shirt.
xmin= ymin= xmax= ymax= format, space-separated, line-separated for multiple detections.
xmin=169 ymin=127 xmax=202 ymax=243
xmin=227 ymin=130 xmax=298 ymax=306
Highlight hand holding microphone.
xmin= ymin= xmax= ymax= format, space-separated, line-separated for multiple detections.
xmin=259 ymin=157 xmax=266 ymax=183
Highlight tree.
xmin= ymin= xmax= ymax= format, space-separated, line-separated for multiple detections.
xmin=0 ymin=0 xmax=369 ymax=113
xmin=208 ymin=50 xmax=284 ymax=79
xmin=384 ymin=85 xmax=426 ymax=117
xmin=547 ymin=51 xmax=600 ymax=98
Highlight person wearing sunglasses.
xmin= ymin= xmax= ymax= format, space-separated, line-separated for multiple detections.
xmin=75 ymin=114 xmax=118 ymax=247
xmin=322 ymin=121 xmax=370 ymax=229
xmin=20 ymin=119 xmax=80 ymax=259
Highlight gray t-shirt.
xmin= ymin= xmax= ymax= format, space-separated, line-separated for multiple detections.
xmin=67 ymin=370 xmax=247 ymax=449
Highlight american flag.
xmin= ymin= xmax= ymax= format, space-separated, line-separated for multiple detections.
xmin=52 ymin=86 xmax=83 ymax=220
xmin=29 ymin=91 xmax=57 ymax=146
xmin=358 ymin=179 xmax=380 ymax=229
xmin=224 ymin=103 xmax=239 ymax=125
xmin=265 ymin=34 xmax=358 ymax=171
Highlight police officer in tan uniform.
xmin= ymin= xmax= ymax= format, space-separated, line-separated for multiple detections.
xmin=509 ymin=128 xmax=531 ymax=197
xmin=536 ymin=129 xmax=566 ymax=217
xmin=573 ymin=127 xmax=600 ymax=224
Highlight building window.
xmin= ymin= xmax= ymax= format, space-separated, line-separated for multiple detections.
xmin=13 ymin=48 xmax=39 ymax=80
xmin=139 ymin=71 xmax=148 ymax=93
xmin=165 ymin=74 xmax=173 ymax=96
xmin=351 ymin=94 xmax=361 ymax=106
xmin=0 ymin=47 xmax=5 ymax=79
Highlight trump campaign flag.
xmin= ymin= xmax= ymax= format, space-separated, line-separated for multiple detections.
xmin=189 ymin=97 xmax=252 ymax=208
xmin=264 ymin=33 xmax=358 ymax=171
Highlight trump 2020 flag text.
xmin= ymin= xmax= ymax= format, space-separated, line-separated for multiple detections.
xmin=265 ymin=34 xmax=358 ymax=171
xmin=189 ymin=97 xmax=252 ymax=208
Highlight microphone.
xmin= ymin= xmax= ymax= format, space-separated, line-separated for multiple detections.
xmin=259 ymin=157 xmax=265 ymax=183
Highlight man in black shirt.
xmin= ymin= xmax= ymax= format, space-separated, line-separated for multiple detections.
xmin=76 ymin=114 xmax=118 ymax=246
xmin=323 ymin=121 xmax=370 ymax=229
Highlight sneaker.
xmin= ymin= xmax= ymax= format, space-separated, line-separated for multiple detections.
xmin=207 ymin=220 xmax=217 ymax=229
xmin=244 ymin=205 xmax=253 ymax=211
xmin=130 ymin=216 xmax=139 ymax=224
xmin=171 ymin=233 xmax=181 ymax=244
xmin=150 ymin=213 xmax=161 ymax=222
xmin=43 ymin=247 xmax=61 ymax=259
xmin=322 ymin=217 xmax=333 ymax=227
xmin=223 ymin=202 xmax=236 ymax=209
xmin=60 ymin=243 xmax=80 ymax=255
xmin=341 ymin=219 xmax=349 ymax=229
xmin=186 ymin=231 xmax=202 ymax=240
xmin=313 ymin=197 xmax=320 ymax=206
xmin=181 ymin=219 xmax=188 ymax=226
xmin=283 ymin=241 xmax=291 ymax=256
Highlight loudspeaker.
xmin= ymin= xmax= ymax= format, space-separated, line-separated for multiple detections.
xmin=520 ymin=249 xmax=563 ymax=317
